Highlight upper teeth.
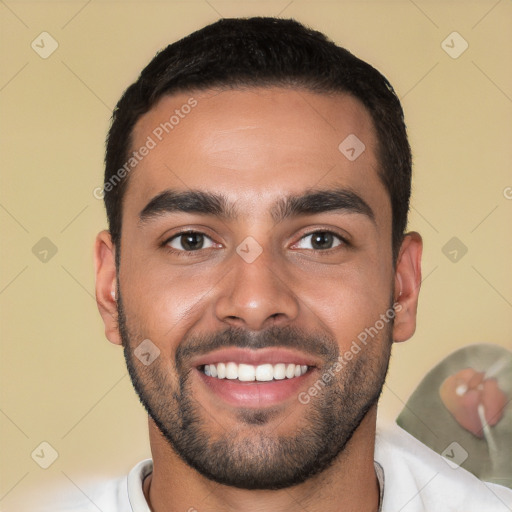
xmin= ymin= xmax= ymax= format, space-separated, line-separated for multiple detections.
xmin=203 ymin=362 xmax=309 ymax=381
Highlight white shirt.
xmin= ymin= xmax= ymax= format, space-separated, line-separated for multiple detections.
xmin=38 ymin=425 xmax=512 ymax=511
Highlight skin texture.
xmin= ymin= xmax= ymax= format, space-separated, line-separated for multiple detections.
xmin=94 ymin=87 xmax=423 ymax=512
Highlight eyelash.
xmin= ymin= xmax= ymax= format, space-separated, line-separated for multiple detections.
xmin=162 ymin=229 xmax=350 ymax=257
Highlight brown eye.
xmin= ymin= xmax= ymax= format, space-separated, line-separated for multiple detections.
xmin=166 ymin=232 xmax=215 ymax=251
xmin=294 ymin=231 xmax=345 ymax=251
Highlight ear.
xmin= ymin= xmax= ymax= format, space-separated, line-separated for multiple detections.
xmin=94 ymin=230 xmax=122 ymax=345
xmin=392 ymin=231 xmax=423 ymax=343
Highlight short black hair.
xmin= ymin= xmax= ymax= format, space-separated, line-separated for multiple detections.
xmin=104 ymin=17 xmax=411 ymax=266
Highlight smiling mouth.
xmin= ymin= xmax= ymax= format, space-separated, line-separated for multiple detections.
xmin=200 ymin=362 xmax=310 ymax=382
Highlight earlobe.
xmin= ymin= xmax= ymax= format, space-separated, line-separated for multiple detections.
xmin=94 ymin=230 xmax=122 ymax=345
xmin=392 ymin=232 xmax=423 ymax=343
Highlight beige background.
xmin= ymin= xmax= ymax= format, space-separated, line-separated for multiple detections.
xmin=1 ymin=1 xmax=511 ymax=510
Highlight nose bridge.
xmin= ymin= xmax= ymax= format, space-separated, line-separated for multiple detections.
xmin=214 ymin=239 xmax=300 ymax=330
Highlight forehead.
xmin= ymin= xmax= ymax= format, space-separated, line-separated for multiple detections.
xmin=125 ymin=87 xmax=388 ymax=224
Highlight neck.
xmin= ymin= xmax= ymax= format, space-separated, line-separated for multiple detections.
xmin=143 ymin=406 xmax=380 ymax=512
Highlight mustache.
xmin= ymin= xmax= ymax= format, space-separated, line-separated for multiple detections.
xmin=175 ymin=324 xmax=339 ymax=371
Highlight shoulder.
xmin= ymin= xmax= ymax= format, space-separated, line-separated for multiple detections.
xmin=35 ymin=459 xmax=153 ymax=512
xmin=374 ymin=425 xmax=512 ymax=512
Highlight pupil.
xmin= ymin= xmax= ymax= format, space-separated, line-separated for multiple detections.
xmin=312 ymin=232 xmax=332 ymax=250
xmin=182 ymin=233 xmax=203 ymax=250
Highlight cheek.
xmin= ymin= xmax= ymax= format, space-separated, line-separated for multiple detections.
xmin=286 ymin=260 xmax=393 ymax=348
xmin=119 ymin=256 xmax=215 ymax=348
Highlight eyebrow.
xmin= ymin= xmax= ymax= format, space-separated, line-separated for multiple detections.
xmin=138 ymin=187 xmax=375 ymax=226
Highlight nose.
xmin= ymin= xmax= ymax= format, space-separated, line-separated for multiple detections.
xmin=214 ymin=247 xmax=300 ymax=331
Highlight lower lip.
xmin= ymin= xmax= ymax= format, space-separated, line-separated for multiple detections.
xmin=196 ymin=368 xmax=315 ymax=408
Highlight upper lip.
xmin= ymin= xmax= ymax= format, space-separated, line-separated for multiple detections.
xmin=191 ymin=347 xmax=321 ymax=368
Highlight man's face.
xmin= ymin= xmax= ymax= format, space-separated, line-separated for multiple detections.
xmin=112 ymin=87 xmax=397 ymax=489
